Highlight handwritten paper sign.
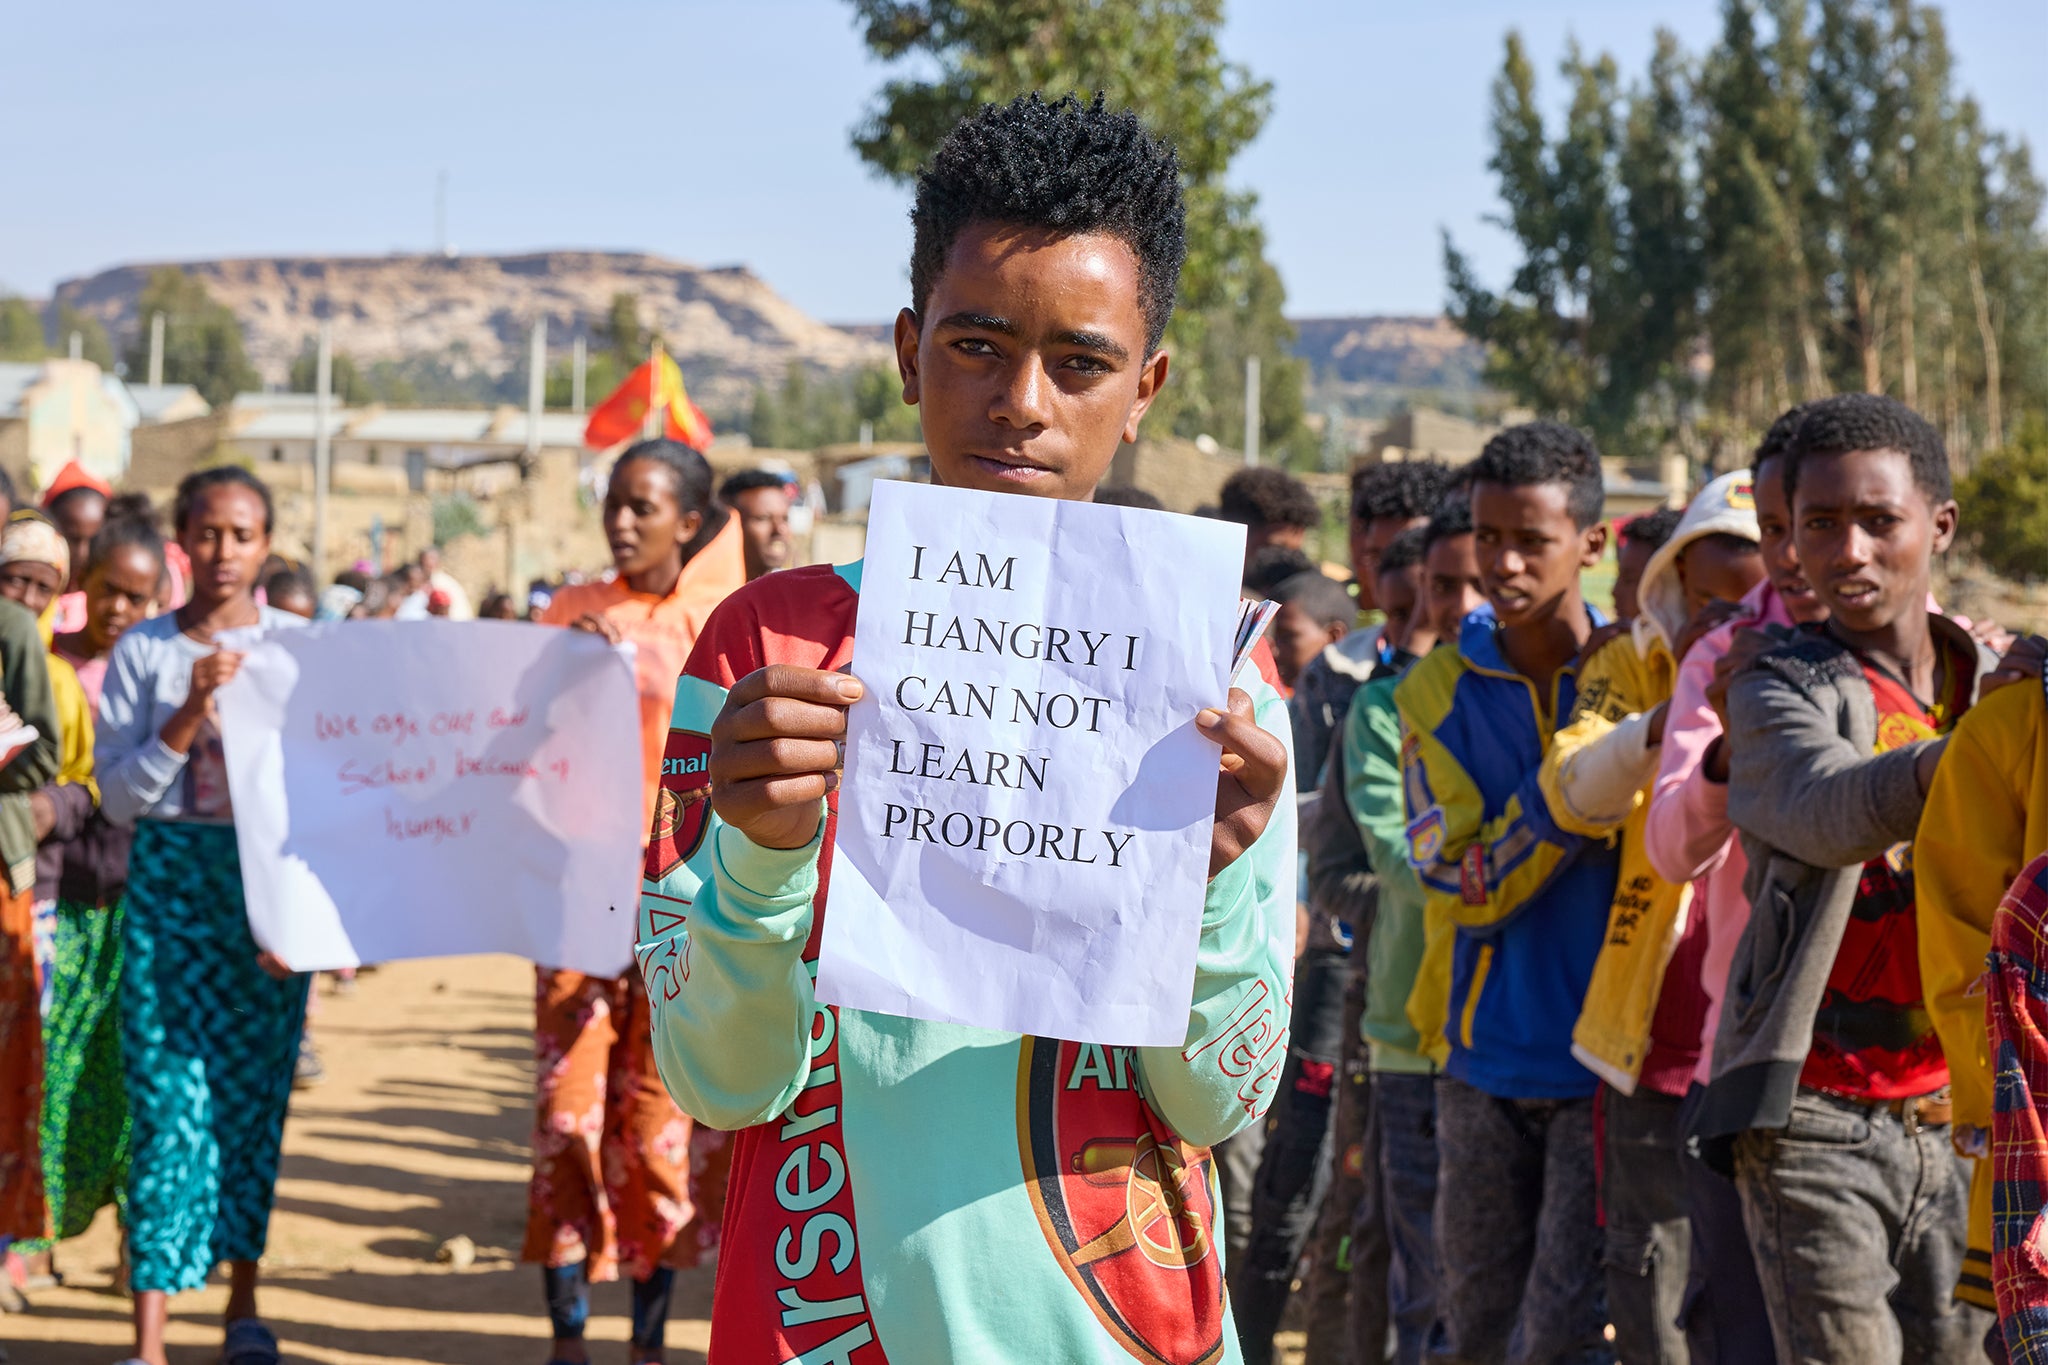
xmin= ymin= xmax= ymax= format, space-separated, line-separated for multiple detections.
xmin=818 ymin=480 xmax=1245 ymax=1045
xmin=217 ymin=620 xmax=645 ymax=976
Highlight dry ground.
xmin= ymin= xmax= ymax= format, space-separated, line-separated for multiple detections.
xmin=2 ymin=956 xmax=1308 ymax=1364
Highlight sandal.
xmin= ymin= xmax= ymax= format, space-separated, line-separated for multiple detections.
xmin=221 ymin=1317 xmax=282 ymax=1365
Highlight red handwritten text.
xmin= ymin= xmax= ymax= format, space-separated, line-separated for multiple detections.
xmin=384 ymin=807 xmax=476 ymax=844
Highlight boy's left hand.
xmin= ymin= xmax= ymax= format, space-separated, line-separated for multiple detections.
xmin=1983 ymin=634 xmax=2048 ymax=696
xmin=1198 ymin=688 xmax=1289 ymax=879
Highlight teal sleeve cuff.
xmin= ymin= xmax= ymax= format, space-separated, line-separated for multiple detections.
xmin=711 ymin=808 xmax=825 ymax=907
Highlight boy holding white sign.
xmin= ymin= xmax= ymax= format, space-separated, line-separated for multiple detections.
xmin=636 ymin=94 xmax=1293 ymax=1363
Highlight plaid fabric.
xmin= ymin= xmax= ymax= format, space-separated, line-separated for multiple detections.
xmin=1987 ymin=852 xmax=2048 ymax=1359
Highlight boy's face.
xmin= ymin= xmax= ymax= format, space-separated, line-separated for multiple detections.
xmin=1350 ymin=513 xmax=1428 ymax=611
xmin=1269 ymin=602 xmax=1344 ymax=690
xmin=1374 ymin=562 xmax=1427 ymax=656
xmin=1677 ymin=534 xmax=1766 ymax=616
xmin=894 ymin=222 xmax=1168 ymax=502
xmin=1423 ymin=533 xmax=1486 ymax=643
xmin=1755 ymin=455 xmax=1826 ymax=624
xmin=1471 ymin=481 xmax=1605 ymax=630
xmin=1793 ymin=447 xmax=1956 ymax=636
xmin=1613 ymin=535 xmax=1656 ymax=623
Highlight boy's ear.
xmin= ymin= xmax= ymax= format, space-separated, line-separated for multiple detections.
xmin=893 ymin=308 xmax=922 ymax=407
xmin=1929 ymin=497 xmax=1959 ymax=556
xmin=1579 ymin=519 xmax=1610 ymax=569
xmin=1120 ymin=349 xmax=1172 ymax=446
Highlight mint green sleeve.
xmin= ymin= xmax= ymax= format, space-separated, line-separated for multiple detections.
xmin=637 ymin=664 xmax=826 ymax=1131
xmin=641 ymin=816 xmax=825 ymax=1131
xmin=1347 ymin=679 xmax=1423 ymax=906
xmin=1135 ymin=674 xmax=1297 ymax=1149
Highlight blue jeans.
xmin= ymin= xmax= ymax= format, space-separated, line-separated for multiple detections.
xmin=1376 ymin=1070 xmax=1445 ymax=1365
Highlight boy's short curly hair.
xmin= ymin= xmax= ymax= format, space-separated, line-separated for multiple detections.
xmin=1351 ymin=460 xmax=1453 ymax=526
xmin=1421 ymin=494 xmax=1475 ymax=554
xmin=1786 ymin=393 xmax=1952 ymax=503
xmin=910 ymin=93 xmax=1187 ymax=355
xmin=1219 ymin=467 xmax=1321 ymax=533
xmin=1467 ymin=420 xmax=1605 ymax=529
xmin=1620 ymin=506 xmax=1684 ymax=552
xmin=1377 ymin=526 xmax=1428 ymax=577
xmin=1751 ymin=403 xmax=1812 ymax=478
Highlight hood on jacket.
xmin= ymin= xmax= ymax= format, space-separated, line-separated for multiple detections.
xmin=1634 ymin=470 xmax=1761 ymax=656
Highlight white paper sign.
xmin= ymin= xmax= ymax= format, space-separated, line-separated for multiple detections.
xmin=217 ymin=620 xmax=646 ymax=976
xmin=818 ymin=480 xmax=1244 ymax=1045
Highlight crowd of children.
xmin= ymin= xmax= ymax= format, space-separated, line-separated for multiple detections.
xmin=0 ymin=452 xmax=800 ymax=1365
xmin=1219 ymin=390 xmax=2048 ymax=1365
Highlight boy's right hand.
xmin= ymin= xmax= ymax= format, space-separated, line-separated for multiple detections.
xmin=710 ymin=666 xmax=864 ymax=851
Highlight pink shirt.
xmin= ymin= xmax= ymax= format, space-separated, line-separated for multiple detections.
xmin=1643 ymin=577 xmax=1795 ymax=1089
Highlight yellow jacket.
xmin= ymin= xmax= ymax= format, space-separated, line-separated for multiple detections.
xmin=1917 ymin=676 xmax=2048 ymax=1309
xmin=1538 ymin=622 xmax=1690 ymax=1094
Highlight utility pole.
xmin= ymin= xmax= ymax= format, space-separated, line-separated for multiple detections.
xmin=68 ymin=332 xmax=82 ymax=362
xmin=571 ymin=336 xmax=587 ymax=415
xmin=149 ymin=312 xmax=165 ymax=387
xmin=525 ymin=318 xmax=547 ymax=466
xmin=436 ymin=170 xmax=450 ymax=257
xmin=1243 ymin=355 xmax=1262 ymax=467
xmin=312 ymin=322 xmax=333 ymax=581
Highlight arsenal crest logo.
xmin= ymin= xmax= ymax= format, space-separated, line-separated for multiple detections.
xmin=1016 ymin=1038 xmax=1227 ymax=1365
xmin=644 ymin=728 xmax=713 ymax=883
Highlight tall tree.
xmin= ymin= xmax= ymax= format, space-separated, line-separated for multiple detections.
xmin=288 ymin=339 xmax=374 ymax=404
xmin=53 ymin=305 xmax=115 ymax=370
xmin=122 ymin=268 xmax=259 ymax=407
xmin=0 ymin=298 xmax=44 ymax=361
xmin=1445 ymin=34 xmax=1705 ymax=455
xmin=597 ymin=293 xmax=656 ymax=370
xmin=1452 ymin=0 xmax=2047 ymax=469
xmin=844 ymin=0 xmax=1306 ymax=456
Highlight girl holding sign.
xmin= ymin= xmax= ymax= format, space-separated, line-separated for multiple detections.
xmin=529 ymin=437 xmax=745 ymax=1365
xmin=97 ymin=468 xmax=306 ymax=1365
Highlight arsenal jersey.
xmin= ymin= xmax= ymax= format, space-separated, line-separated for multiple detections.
xmin=637 ymin=562 xmax=1296 ymax=1364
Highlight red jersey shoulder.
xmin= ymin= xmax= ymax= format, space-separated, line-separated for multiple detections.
xmin=687 ymin=564 xmax=861 ymax=685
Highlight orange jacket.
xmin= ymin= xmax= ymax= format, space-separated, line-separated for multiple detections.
xmin=542 ymin=512 xmax=746 ymax=831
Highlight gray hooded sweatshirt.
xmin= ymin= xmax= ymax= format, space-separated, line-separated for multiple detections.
xmin=1691 ymin=613 xmax=1996 ymax=1155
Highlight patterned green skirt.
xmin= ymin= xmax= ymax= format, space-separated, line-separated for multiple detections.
xmin=21 ymin=899 xmax=129 ymax=1251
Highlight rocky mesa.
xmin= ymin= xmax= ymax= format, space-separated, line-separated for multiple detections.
xmin=50 ymin=250 xmax=890 ymax=414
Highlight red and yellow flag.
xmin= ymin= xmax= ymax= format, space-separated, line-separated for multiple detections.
xmin=583 ymin=350 xmax=714 ymax=452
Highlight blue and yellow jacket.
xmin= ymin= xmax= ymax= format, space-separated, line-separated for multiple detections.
xmin=1394 ymin=607 xmax=1620 ymax=1099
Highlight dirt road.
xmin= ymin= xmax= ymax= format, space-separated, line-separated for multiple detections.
xmin=4 ymin=955 xmax=713 ymax=1365
xmin=6 ymin=954 xmax=1308 ymax=1364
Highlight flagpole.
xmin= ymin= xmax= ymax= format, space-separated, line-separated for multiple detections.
xmin=644 ymin=339 xmax=663 ymax=442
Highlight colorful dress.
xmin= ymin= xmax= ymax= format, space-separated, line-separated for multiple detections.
xmin=20 ymin=637 xmax=126 ymax=1250
xmin=97 ymin=606 xmax=309 ymax=1293
xmin=0 ymin=598 xmax=59 ymax=1239
xmin=523 ymin=513 xmax=745 ymax=1282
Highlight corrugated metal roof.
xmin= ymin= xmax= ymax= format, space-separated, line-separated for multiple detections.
xmin=231 ymin=411 xmax=346 ymax=441
xmin=349 ymin=409 xmax=495 ymax=442
xmin=128 ymin=384 xmax=204 ymax=422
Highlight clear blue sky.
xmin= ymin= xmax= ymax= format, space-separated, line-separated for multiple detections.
xmin=7 ymin=1 xmax=2042 ymax=323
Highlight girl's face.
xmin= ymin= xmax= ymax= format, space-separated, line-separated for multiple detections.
xmin=85 ymin=544 xmax=162 ymax=654
xmin=181 ymin=485 xmax=271 ymax=608
xmin=603 ymin=458 xmax=700 ymax=579
xmin=0 ymin=560 xmax=61 ymax=617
